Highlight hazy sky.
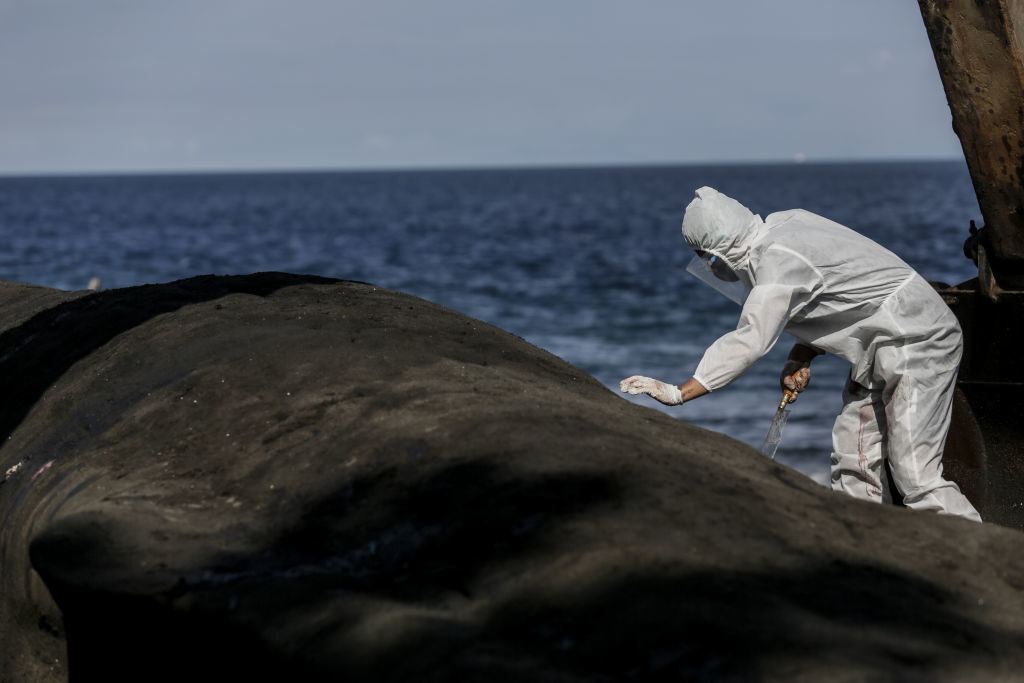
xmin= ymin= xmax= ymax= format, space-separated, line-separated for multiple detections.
xmin=0 ymin=0 xmax=963 ymax=174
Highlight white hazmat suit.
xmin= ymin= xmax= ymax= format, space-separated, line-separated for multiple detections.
xmin=680 ymin=187 xmax=980 ymax=522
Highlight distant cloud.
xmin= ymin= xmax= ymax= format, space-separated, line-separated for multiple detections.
xmin=362 ymin=134 xmax=396 ymax=152
xmin=841 ymin=47 xmax=895 ymax=77
xmin=872 ymin=48 xmax=893 ymax=69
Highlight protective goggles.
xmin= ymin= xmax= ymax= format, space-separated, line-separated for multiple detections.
xmin=685 ymin=251 xmax=749 ymax=305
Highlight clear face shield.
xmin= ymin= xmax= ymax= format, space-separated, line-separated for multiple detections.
xmin=685 ymin=251 xmax=750 ymax=305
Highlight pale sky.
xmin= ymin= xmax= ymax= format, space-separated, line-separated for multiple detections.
xmin=0 ymin=0 xmax=963 ymax=174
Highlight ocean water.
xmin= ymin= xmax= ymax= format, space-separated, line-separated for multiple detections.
xmin=0 ymin=161 xmax=982 ymax=484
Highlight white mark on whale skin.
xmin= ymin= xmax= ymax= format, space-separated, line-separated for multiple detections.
xmin=3 ymin=461 xmax=24 ymax=482
xmin=31 ymin=460 xmax=55 ymax=482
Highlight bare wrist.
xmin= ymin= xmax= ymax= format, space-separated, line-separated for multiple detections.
xmin=678 ymin=377 xmax=709 ymax=403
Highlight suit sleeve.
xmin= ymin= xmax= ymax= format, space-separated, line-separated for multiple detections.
xmin=692 ymin=247 xmax=822 ymax=392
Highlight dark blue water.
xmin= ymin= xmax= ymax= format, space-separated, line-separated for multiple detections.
xmin=0 ymin=161 xmax=982 ymax=484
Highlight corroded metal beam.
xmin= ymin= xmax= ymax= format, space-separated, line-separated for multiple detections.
xmin=919 ymin=0 xmax=1024 ymax=288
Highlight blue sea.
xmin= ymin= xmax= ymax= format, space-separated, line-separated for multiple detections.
xmin=0 ymin=161 xmax=982 ymax=484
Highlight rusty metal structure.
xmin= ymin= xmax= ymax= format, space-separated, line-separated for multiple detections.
xmin=919 ymin=0 xmax=1024 ymax=528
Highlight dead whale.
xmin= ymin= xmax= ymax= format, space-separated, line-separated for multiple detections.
xmin=1 ymin=273 xmax=1023 ymax=681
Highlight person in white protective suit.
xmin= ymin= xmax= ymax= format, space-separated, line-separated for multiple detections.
xmin=620 ymin=186 xmax=981 ymax=522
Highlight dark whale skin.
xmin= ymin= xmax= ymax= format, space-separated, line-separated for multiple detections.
xmin=2 ymin=273 xmax=1024 ymax=681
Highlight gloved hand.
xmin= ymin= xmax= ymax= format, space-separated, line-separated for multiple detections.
xmin=779 ymin=360 xmax=811 ymax=402
xmin=619 ymin=376 xmax=684 ymax=406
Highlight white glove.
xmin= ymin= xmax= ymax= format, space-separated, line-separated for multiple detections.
xmin=779 ymin=360 xmax=811 ymax=402
xmin=619 ymin=376 xmax=684 ymax=406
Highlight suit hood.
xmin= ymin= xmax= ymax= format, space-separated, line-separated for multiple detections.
xmin=681 ymin=186 xmax=764 ymax=271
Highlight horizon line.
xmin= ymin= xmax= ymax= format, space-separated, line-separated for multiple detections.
xmin=0 ymin=155 xmax=967 ymax=180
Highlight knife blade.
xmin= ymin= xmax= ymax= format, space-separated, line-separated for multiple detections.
xmin=760 ymin=390 xmax=794 ymax=459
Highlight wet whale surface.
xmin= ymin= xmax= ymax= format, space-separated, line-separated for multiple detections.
xmin=1 ymin=273 xmax=1023 ymax=681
